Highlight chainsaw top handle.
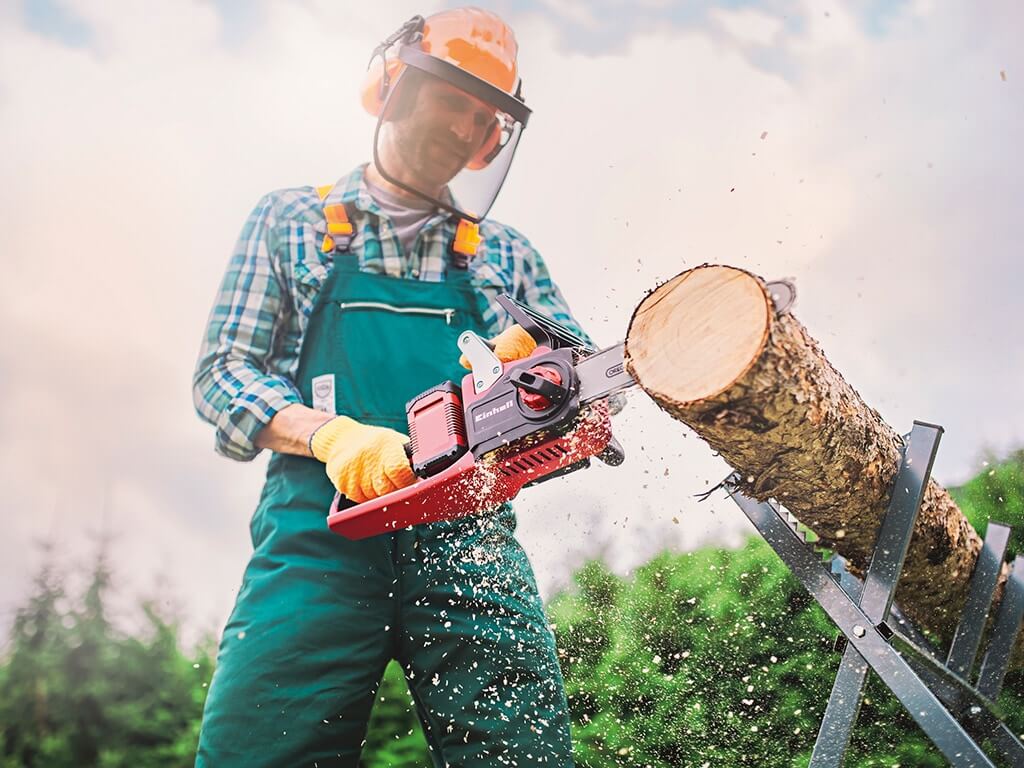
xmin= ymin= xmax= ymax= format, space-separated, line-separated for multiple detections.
xmin=495 ymin=294 xmax=596 ymax=355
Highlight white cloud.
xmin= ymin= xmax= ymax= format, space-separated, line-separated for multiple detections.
xmin=710 ymin=7 xmax=784 ymax=46
xmin=1 ymin=0 xmax=1022 ymax=636
xmin=535 ymin=0 xmax=597 ymax=28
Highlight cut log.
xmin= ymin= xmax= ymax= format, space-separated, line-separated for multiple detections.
xmin=624 ymin=264 xmax=1021 ymax=665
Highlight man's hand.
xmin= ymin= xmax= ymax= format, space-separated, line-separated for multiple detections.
xmin=458 ymin=323 xmax=537 ymax=369
xmin=310 ymin=416 xmax=417 ymax=502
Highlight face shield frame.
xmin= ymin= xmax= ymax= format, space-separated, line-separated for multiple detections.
xmin=371 ymin=45 xmax=532 ymax=223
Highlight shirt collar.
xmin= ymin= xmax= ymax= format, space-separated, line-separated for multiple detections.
xmin=324 ymin=163 xmax=459 ymax=232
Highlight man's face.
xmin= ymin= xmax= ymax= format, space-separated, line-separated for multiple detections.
xmin=382 ymin=72 xmax=497 ymax=191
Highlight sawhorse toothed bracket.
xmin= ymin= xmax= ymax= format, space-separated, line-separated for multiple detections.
xmin=723 ymin=421 xmax=1024 ymax=767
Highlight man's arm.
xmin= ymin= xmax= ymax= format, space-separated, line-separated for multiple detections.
xmin=192 ymin=193 xmax=309 ymax=461
xmin=194 ymin=191 xmax=420 ymax=502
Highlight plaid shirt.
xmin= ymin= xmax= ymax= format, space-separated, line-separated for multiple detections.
xmin=193 ymin=164 xmax=592 ymax=461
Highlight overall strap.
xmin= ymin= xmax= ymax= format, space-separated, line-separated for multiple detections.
xmin=316 ymin=183 xmax=353 ymax=254
xmin=450 ymin=218 xmax=482 ymax=269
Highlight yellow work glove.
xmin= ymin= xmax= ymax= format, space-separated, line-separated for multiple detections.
xmin=310 ymin=416 xmax=417 ymax=503
xmin=459 ymin=324 xmax=537 ymax=369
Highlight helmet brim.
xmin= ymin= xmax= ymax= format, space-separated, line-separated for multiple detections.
xmin=398 ymin=46 xmax=530 ymax=127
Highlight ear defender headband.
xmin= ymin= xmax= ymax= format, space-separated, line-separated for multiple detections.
xmin=360 ymin=15 xmax=425 ymax=116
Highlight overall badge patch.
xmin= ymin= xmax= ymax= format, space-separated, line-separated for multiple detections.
xmin=311 ymin=374 xmax=336 ymax=414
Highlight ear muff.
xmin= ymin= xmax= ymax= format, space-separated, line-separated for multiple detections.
xmin=361 ymin=58 xmax=406 ymax=117
xmin=466 ymin=115 xmax=511 ymax=170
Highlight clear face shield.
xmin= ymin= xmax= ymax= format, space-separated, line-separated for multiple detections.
xmin=372 ymin=46 xmax=531 ymax=223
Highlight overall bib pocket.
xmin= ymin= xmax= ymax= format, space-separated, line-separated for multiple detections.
xmin=327 ymin=300 xmax=467 ymax=429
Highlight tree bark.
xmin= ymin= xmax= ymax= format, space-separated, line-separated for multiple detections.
xmin=624 ymin=264 xmax=1021 ymax=665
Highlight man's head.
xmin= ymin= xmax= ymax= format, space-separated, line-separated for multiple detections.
xmin=361 ymin=8 xmax=531 ymax=222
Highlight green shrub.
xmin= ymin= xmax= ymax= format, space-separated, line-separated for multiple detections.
xmin=0 ymin=550 xmax=212 ymax=768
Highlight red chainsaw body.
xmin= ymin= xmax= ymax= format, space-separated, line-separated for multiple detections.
xmin=327 ymin=345 xmax=614 ymax=540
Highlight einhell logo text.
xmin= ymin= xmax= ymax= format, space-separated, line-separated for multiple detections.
xmin=474 ymin=399 xmax=515 ymax=423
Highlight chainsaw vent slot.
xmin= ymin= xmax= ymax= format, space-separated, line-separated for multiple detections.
xmin=497 ymin=445 xmax=570 ymax=477
xmin=533 ymin=447 xmax=566 ymax=463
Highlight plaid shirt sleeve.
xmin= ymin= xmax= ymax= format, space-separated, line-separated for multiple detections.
xmin=511 ymin=236 xmax=595 ymax=348
xmin=192 ymin=193 xmax=304 ymax=461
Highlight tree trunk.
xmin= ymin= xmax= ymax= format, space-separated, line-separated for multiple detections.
xmin=624 ymin=264 xmax=1021 ymax=665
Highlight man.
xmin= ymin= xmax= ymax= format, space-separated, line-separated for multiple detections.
xmin=193 ymin=8 xmax=589 ymax=766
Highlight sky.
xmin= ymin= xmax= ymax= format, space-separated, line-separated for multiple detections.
xmin=0 ymin=0 xmax=1021 ymax=643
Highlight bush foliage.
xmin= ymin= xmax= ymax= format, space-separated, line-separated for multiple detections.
xmin=0 ymin=549 xmax=212 ymax=768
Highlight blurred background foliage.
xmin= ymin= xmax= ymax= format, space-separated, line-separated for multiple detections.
xmin=0 ymin=549 xmax=212 ymax=768
xmin=1 ymin=450 xmax=1021 ymax=767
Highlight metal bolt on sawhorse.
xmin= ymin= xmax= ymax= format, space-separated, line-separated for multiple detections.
xmin=723 ymin=421 xmax=1024 ymax=768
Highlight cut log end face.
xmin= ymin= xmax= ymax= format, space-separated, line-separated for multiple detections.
xmin=626 ymin=266 xmax=771 ymax=406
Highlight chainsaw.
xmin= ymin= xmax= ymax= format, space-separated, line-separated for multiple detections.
xmin=326 ymin=295 xmax=637 ymax=539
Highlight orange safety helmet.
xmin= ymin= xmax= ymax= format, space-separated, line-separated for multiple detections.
xmin=361 ymin=8 xmax=527 ymax=172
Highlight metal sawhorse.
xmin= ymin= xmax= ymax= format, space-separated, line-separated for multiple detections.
xmin=724 ymin=421 xmax=1024 ymax=767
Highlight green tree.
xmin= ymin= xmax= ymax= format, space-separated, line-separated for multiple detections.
xmin=0 ymin=548 xmax=212 ymax=768
xmin=550 ymin=539 xmax=1023 ymax=767
xmin=950 ymin=449 xmax=1024 ymax=557
xmin=361 ymin=661 xmax=433 ymax=767
xmin=949 ymin=449 xmax=1024 ymax=759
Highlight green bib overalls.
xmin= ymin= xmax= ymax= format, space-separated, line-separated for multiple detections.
xmin=195 ymin=231 xmax=573 ymax=766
